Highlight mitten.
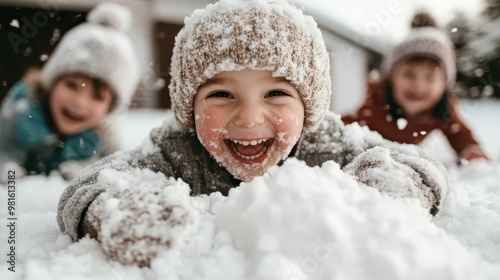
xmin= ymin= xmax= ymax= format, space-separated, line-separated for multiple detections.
xmin=458 ymin=144 xmax=489 ymax=164
xmin=343 ymin=146 xmax=444 ymax=215
xmin=82 ymin=176 xmax=199 ymax=267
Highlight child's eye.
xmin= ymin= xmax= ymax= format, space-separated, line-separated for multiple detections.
xmin=266 ymin=90 xmax=288 ymax=98
xmin=403 ymin=71 xmax=415 ymax=79
xmin=65 ymin=80 xmax=79 ymax=91
xmin=208 ymin=91 xmax=232 ymax=98
xmin=93 ymin=91 xmax=105 ymax=101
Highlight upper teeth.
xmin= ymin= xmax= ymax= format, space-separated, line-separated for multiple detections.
xmin=232 ymin=139 xmax=267 ymax=146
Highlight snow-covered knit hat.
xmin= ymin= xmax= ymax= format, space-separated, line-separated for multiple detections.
xmin=383 ymin=12 xmax=456 ymax=87
xmin=169 ymin=0 xmax=331 ymax=130
xmin=40 ymin=2 xmax=139 ymax=110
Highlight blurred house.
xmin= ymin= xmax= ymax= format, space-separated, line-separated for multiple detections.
xmin=0 ymin=0 xmax=389 ymax=114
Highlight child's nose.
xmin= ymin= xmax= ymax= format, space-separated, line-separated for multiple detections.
xmin=72 ymin=92 xmax=91 ymax=109
xmin=233 ymin=105 xmax=265 ymax=128
xmin=413 ymin=78 xmax=427 ymax=92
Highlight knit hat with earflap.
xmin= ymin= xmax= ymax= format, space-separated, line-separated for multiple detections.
xmin=383 ymin=12 xmax=456 ymax=87
xmin=169 ymin=0 xmax=331 ymax=131
xmin=40 ymin=2 xmax=139 ymax=110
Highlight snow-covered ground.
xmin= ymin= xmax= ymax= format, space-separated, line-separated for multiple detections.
xmin=0 ymin=99 xmax=499 ymax=280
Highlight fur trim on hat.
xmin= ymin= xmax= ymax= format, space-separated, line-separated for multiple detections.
xmin=169 ymin=0 xmax=332 ymax=131
xmin=383 ymin=12 xmax=456 ymax=87
xmin=40 ymin=2 xmax=139 ymax=110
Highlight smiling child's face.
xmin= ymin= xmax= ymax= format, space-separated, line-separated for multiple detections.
xmin=50 ymin=75 xmax=114 ymax=135
xmin=194 ymin=69 xmax=305 ymax=182
xmin=391 ymin=58 xmax=447 ymax=119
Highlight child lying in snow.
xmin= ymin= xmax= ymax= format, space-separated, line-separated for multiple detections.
xmin=57 ymin=0 xmax=450 ymax=267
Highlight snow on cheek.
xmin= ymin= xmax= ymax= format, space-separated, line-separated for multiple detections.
xmin=195 ymin=111 xmax=214 ymax=147
xmin=207 ymin=141 xmax=219 ymax=149
xmin=275 ymin=114 xmax=302 ymax=145
xmin=274 ymin=117 xmax=284 ymax=124
xmin=195 ymin=102 xmax=229 ymax=155
xmin=276 ymin=132 xmax=289 ymax=143
xmin=212 ymin=128 xmax=228 ymax=136
xmin=201 ymin=128 xmax=229 ymax=150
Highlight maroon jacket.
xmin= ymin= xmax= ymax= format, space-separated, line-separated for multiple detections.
xmin=342 ymin=82 xmax=488 ymax=161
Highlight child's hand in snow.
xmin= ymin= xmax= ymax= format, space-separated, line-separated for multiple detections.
xmin=458 ymin=144 xmax=490 ymax=163
xmin=343 ymin=147 xmax=440 ymax=215
xmin=84 ymin=176 xmax=199 ymax=267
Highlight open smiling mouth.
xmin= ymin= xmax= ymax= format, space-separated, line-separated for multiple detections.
xmin=405 ymin=93 xmax=426 ymax=101
xmin=62 ymin=108 xmax=86 ymax=122
xmin=225 ymin=138 xmax=274 ymax=163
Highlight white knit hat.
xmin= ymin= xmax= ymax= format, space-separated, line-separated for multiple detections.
xmin=40 ymin=2 xmax=139 ymax=110
xmin=383 ymin=12 xmax=456 ymax=87
xmin=169 ymin=0 xmax=332 ymax=131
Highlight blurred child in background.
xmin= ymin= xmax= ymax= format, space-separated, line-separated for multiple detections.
xmin=342 ymin=12 xmax=489 ymax=164
xmin=0 ymin=2 xmax=139 ymax=182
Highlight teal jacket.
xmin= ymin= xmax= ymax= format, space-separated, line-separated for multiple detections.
xmin=0 ymin=82 xmax=102 ymax=175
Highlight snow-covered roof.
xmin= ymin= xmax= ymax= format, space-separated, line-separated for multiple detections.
xmin=291 ymin=0 xmax=391 ymax=55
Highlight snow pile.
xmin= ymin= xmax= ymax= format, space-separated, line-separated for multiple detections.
xmin=1 ymin=158 xmax=500 ymax=279
xmin=212 ymin=159 xmax=498 ymax=280
xmin=436 ymin=161 xmax=500 ymax=264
